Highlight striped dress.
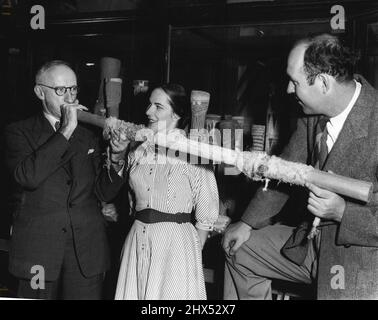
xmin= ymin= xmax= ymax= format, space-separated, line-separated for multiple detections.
xmin=115 ymin=140 xmax=219 ymax=300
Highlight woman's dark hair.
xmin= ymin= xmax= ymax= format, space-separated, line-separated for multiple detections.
xmin=159 ymin=83 xmax=190 ymax=130
xmin=299 ymin=34 xmax=359 ymax=85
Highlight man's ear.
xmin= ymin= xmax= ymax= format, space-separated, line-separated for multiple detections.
xmin=34 ymin=85 xmax=45 ymax=101
xmin=317 ymin=74 xmax=331 ymax=94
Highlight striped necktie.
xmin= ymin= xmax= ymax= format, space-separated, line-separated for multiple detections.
xmin=315 ymin=117 xmax=329 ymax=169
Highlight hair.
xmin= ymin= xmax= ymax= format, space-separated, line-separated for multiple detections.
xmin=296 ymin=34 xmax=359 ymax=85
xmin=35 ymin=60 xmax=74 ymax=84
xmin=159 ymin=83 xmax=190 ymax=130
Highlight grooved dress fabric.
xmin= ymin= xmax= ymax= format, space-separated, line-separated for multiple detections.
xmin=115 ymin=140 xmax=219 ymax=300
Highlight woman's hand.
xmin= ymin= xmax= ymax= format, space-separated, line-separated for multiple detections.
xmin=212 ymin=215 xmax=231 ymax=234
xmin=102 ymin=202 xmax=118 ymax=222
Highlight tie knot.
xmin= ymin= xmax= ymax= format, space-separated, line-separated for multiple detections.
xmin=55 ymin=121 xmax=60 ymax=131
xmin=318 ymin=116 xmax=329 ymax=131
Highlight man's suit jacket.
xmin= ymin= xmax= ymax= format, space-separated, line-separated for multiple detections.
xmin=4 ymin=113 xmax=124 ymax=281
xmin=241 ymin=75 xmax=378 ymax=299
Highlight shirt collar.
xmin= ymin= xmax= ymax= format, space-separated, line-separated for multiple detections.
xmin=43 ymin=112 xmax=60 ymax=131
xmin=329 ymin=80 xmax=361 ymax=128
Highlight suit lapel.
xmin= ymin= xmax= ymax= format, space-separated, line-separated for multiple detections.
xmin=323 ymin=77 xmax=373 ymax=175
xmin=33 ymin=113 xmax=55 ymax=146
xmin=32 ymin=113 xmax=75 ymax=178
xmin=67 ymin=125 xmax=90 ymax=179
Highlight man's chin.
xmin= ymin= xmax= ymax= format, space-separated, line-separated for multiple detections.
xmin=300 ymin=104 xmax=314 ymax=115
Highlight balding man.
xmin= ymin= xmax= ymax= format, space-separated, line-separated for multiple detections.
xmin=4 ymin=60 xmax=126 ymax=299
xmin=223 ymin=34 xmax=378 ymax=299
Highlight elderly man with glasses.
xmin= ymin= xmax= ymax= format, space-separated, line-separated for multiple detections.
xmin=4 ymin=60 xmax=127 ymax=299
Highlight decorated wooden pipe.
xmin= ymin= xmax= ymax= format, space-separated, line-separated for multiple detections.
xmin=190 ymin=90 xmax=210 ymax=130
xmin=94 ymin=57 xmax=122 ymax=118
xmin=77 ymin=110 xmax=373 ymax=203
xmin=154 ymin=131 xmax=373 ymax=203
xmin=77 ymin=110 xmax=144 ymax=141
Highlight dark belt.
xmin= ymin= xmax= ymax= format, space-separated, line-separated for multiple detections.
xmin=135 ymin=208 xmax=191 ymax=224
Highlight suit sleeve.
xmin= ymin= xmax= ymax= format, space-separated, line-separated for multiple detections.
xmin=337 ymin=187 xmax=378 ymax=247
xmin=94 ymin=141 xmax=129 ymax=203
xmin=241 ymin=116 xmax=310 ymax=229
xmin=5 ymin=123 xmax=71 ymax=190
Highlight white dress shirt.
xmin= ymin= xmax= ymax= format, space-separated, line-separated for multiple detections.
xmin=43 ymin=112 xmax=60 ymax=131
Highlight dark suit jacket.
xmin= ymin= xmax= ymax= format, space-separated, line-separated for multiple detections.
xmin=4 ymin=113 xmax=124 ymax=281
xmin=241 ymin=75 xmax=378 ymax=299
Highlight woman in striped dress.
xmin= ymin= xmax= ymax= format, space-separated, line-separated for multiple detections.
xmin=112 ymin=84 xmax=219 ymax=300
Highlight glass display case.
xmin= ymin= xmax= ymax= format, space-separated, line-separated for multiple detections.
xmin=168 ymin=20 xmax=333 ymax=155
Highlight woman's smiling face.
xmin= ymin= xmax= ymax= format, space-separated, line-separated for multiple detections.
xmin=146 ymin=88 xmax=180 ymax=133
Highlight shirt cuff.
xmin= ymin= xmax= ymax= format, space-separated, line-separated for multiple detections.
xmin=195 ymin=221 xmax=214 ymax=231
xmin=117 ymin=163 xmax=125 ymax=177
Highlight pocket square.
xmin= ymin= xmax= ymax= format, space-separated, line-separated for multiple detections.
xmin=87 ymin=148 xmax=95 ymax=154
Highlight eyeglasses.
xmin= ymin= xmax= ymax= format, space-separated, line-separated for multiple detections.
xmin=37 ymin=84 xmax=79 ymax=96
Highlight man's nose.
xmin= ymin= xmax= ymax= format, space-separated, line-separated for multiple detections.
xmin=287 ymin=81 xmax=294 ymax=94
xmin=64 ymin=89 xmax=75 ymax=104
